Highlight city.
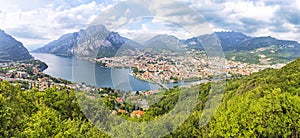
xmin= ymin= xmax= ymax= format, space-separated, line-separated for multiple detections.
xmin=95 ymin=50 xmax=286 ymax=83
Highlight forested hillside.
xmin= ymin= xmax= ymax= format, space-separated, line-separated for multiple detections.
xmin=0 ymin=83 xmax=109 ymax=137
xmin=169 ymin=57 xmax=300 ymax=137
xmin=1 ymin=57 xmax=300 ymax=137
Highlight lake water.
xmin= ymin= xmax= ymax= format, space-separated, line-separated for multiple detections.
xmin=31 ymin=53 xmax=207 ymax=91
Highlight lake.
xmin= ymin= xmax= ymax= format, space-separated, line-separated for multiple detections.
xmin=31 ymin=53 xmax=207 ymax=91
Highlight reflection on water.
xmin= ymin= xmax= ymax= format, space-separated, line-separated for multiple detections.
xmin=31 ymin=53 xmax=205 ymax=91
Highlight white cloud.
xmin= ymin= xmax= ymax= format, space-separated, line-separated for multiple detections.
xmin=92 ymin=0 xmax=213 ymax=41
xmin=1 ymin=0 xmax=300 ymax=49
xmin=116 ymin=16 xmax=197 ymax=44
xmin=0 ymin=0 xmax=111 ymax=49
xmin=251 ymin=23 xmax=300 ymax=42
xmin=177 ymin=0 xmax=300 ymax=42
xmin=223 ymin=1 xmax=278 ymax=23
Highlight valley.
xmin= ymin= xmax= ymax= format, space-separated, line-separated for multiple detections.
xmin=1 ymin=0 xmax=300 ymax=137
xmin=32 ymin=25 xmax=300 ymax=66
xmin=1 ymin=22 xmax=300 ymax=138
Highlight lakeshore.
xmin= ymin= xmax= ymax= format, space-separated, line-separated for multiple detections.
xmin=31 ymin=53 xmax=205 ymax=91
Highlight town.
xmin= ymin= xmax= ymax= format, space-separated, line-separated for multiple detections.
xmin=0 ymin=60 xmax=74 ymax=91
xmin=95 ymin=50 xmax=286 ymax=83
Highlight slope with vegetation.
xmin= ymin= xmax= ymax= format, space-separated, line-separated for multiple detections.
xmin=1 ymin=58 xmax=300 ymax=137
xmin=169 ymin=57 xmax=300 ymax=137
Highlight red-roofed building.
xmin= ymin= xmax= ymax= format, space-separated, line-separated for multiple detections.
xmin=130 ymin=110 xmax=144 ymax=118
xmin=118 ymin=109 xmax=126 ymax=114
xmin=116 ymin=97 xmax=121 ymax=103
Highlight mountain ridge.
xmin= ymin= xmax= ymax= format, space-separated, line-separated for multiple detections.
xmin=32 ymin=25 xmax=300 ymax=64
xmin=33 ymin=25 xmax=129 ymax=58
xmin=0 ymin=29 xmax=33 ymax=62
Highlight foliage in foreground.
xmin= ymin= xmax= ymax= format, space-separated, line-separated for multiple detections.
xmin=1 ymin=58 xmax=300 ymax=137
xmin=0 ymin=83 xmax=108 ymax=137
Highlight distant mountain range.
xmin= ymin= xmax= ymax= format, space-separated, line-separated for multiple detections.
xmin=185 ymin=32 xmax=300 ymax=64
xmin=0 ymin=29 xmax=33 ymax=62
xmin=33 ymin=25 xmax=300 ymax=64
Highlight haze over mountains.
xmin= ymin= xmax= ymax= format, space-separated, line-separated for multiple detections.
xmin=32 ymin=24 xmax=300 ymax=64
xmin=0 ymin=30 xmax=33 ymax=62
xmin=0 ymin=23 xmax=299 ymax=65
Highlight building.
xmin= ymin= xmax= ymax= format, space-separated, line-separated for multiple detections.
xmin=17 ymin=71 xmax=28 ymax=78
xmin=130 ymin=110 xmax=144 ymax=118
xmin=118 ymin=109 xmax=126 ymax=114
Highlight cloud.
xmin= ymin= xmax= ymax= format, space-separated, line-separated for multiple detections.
xmin=1 ymin=0 xmax=300 ymax=49
xmin=117 ymin=18 xmax=194 ymax=43
xmin=53 ymin=1 xmax=105 ymax=29
xmin=6 ymin=26 xmax=49 ymax=40
xmin=93 ymin=0 xmax=213 ymax=40
xmin=223 ymin=1 xmax=277 ymax=22
xmin=0 ymin=0 xmax=110 ymax=49
xmin=178 ymin=0 xmax=300 ymax=42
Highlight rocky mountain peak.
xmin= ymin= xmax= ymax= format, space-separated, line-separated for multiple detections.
xmin=0 ymin=29 xmax=33 ymax=62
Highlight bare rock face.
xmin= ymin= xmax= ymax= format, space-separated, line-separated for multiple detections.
xmin=33 ymin=24 xmax=129 ymax=58
xmin=33 ymin=32 xmax=78 ymax=57
xmin=0 ymin=29 xmax=33 ymax=62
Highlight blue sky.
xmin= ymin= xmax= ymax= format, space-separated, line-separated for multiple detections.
xmin=0 ymin=0 xmax=300 ymax=49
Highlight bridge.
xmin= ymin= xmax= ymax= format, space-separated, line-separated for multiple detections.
xmin=157 ymin=82 xmax=169 ymax=90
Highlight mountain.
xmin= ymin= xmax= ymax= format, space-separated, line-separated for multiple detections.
xmin=75 ymin=25 xmax=129 ymax=58
xmin=33 ymin=32 xmax=78 ymax=57
xmin=224 ymin=36 xmax=300 ymax=64
xmin=183 ymin=31 xmax=300 ymax=64
xmin=33 ymin=25 xmax=129 ymax=58
xmin=227 ymin=36 xmax=300 ymax=51
xmin=0 ymin=29 xmax=33 ymax=62
xmin=183 ymin=31 xmax=250 ymax=50
xmin=33 ymin=25 xmax=300 ymax=64
xmin=143 ymin=34 xmax=185 ymax=53
xmin=215 ymin=31 xmax=251 ymax=50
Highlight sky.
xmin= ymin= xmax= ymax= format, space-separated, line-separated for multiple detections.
xmin=0 ymin=0 xmax=300 ymax=50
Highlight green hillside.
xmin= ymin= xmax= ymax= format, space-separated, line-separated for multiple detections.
xmin=225 ymin=37 xmax=300 ymax=64
xmin=1 ymin=58 xmax=300 ymax=137
xmin=199 ymin=57 xmax=300 ymax=137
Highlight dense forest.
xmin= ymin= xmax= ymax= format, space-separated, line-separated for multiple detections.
xmin=1 ymin=57 xmax=300 ymax=137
